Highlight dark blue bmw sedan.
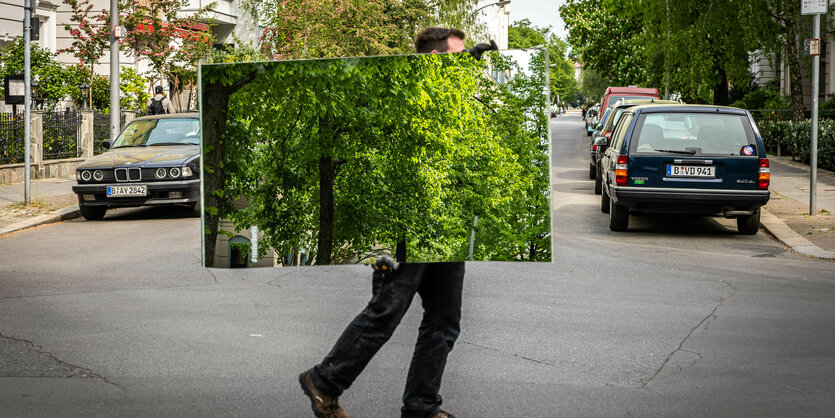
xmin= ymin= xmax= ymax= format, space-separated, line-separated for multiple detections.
xmin=598 ymin=104 xmax=770 ymax=233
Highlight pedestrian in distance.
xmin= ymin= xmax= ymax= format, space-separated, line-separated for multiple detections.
xmin=298 ymin=27 xmax=495 ymax=418
xmin=146 ymin=85 xmax=175 ymax=115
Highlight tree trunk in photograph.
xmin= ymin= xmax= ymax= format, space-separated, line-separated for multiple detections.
xmin=200 ymin=68 xmax=258 ymax=267
xmin=317 ymin=155 xmax=335 ymax=265
xmin=713 ymin=67 xmax=729 ymax=106
xmin=395 ymin=238 xmax=406 ymax=263
xmin=201 ymin=82 xmax=231 ymax=268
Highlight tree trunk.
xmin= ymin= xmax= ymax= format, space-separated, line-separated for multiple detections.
xmin=395 ymin=238 xmax=407 ymax=263
xmin=316 ymin=155 xmax=335 ymax=265
xmin=199 ymin=67 xmax=259 ymax=267
xmin=201 ymin=82 xmax=231 ymax=267
xmin=713 ymin=68 xmax=729 ymax=106
xmin=786 ymin=21 xmax=806 ymax=122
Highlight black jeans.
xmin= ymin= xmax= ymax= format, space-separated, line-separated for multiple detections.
xmin=310 ymin=262 xmax=465 ymax=418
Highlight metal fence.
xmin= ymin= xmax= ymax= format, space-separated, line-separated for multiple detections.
xmin=93 ymin=111 xmax=127 ymax=155
xmin=43 ymin=110 xmax=82 ymax=160
xmin=0 ymin=112 xmax=25 ymax=164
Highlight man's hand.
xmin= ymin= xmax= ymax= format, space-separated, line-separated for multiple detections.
xmin=372 ymin=255 xmax=399 ymax=272
xmin=468 ymin=40 xmax=498 ymax=61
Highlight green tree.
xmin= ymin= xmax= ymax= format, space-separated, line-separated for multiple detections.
xmin=119 ymin=0 xmax=215 ymax=99
xmin=560 ymin=0 xmax=648 ymax=86
xmin=740 ymin=1 xmax=825 ymax=121
xmin=0 ymin=39 xmax=74 ymax=111
xmin=204 ymin=51 xmax=550 ymax=265
xmin=59 ymin=0 xmax=110 ymax=110
xmin=640 ymin=0 xmax=749 ymax=105
xmin=508 ymin=19 xmax=578 ymax=106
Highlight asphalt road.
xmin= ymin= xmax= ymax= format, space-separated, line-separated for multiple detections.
xmin=0 ymin=115 xmax=833 ymax=417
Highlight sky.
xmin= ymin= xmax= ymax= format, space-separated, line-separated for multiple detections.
xmin=507 ymin=0 xmax=568 ymax=39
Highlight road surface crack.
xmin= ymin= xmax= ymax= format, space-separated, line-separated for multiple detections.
xmin=640 ymin=279 xmax=736 ymax=389
xmin=459 ymin=340 xmax=558 ymax=368
xmin=0 ymin=332 xmax=125 ymax=390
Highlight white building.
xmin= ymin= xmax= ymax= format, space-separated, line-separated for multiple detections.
xmin=1 ymin=0 xmax=259 ymax=111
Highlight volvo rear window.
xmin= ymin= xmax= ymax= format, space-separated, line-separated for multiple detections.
xmin=630 ymin=112 xmax=754 ymax=156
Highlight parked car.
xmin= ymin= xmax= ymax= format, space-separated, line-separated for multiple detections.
xmin=587 ymin=106 xmax=613 ymax=178
xmin=585 ymin=104 xmax=601 ymax=136
xmin=591 ymin=98 xmax=682 ymax=193
xmin=72 ymin=113 xmax=201 ymax=220
xmin=598 ymin=104 xmax=770 ymax=233
xmin=600 ymin=86 xmax=660 ymax=111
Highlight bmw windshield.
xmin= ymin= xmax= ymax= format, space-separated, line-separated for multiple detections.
xmin=111 ymin=118 xmax=201 ymax=148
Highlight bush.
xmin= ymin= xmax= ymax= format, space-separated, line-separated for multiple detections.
xmin=757 ymin=119 xmax=835 ymax=170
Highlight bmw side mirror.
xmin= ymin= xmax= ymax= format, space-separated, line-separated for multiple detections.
xmin=594 ymin=136 xmax=608 ymax=147
xmin=102 ymin=140 xmax=111 ymax=150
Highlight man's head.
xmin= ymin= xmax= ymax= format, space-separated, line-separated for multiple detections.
xmin=414 ymin=27 xmax=466 ymax=54
xmin=155 ymin=85 xmax=163 ymax=95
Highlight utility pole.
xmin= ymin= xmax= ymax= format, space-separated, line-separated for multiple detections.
xmin=110 ymin=0 xmax=120 ymax=141
xmin=23 ymin=0 xmax=32 ymax=207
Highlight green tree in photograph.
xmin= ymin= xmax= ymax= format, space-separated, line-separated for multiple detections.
xmin=508 ymin=19 xmax=578 ymax=106
xmin=202 ymin=51 xmax=551 ymax=266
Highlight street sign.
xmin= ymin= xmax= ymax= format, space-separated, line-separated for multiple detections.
xmin=3 ymin=73 xmax=25 ymax=105
xmin=22 ymin=17 xmax=39 ymax=40
xmin=805 ymin=38 xmax=821 ymax=56
xmin=802 ymin=0 xmax=828 ymax=15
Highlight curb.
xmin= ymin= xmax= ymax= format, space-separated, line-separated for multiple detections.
xmin=0 ymin=204 xmax=81 ymax=237
xmin=760 ymin=208 xmax=835 ymax=260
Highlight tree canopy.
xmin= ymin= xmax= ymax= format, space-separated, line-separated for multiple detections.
xmin=201 ymin=51 xmax=551 ymax=265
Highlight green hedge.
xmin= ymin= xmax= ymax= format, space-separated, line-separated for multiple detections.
xmin=757 ymin=119 xmax=835 ymax=171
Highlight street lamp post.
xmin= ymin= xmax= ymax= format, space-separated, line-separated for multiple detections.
xmin=78 ymin=82 xmax=90 ymax=110
xmin=466 ymin=0 xmax=511 ymax=23
xmin=31 ymin=79 xmax=39 ymax=110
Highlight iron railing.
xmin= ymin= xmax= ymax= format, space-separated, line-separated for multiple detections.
xmin=93 ymin=111 xmax=127 ymax=155
xmin=0 ymin=112 xmax=25 ymax=164
xmin=43 ymin=110 xmax=82 ymax=160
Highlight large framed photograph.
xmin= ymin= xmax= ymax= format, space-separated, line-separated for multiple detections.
xmin=200 ymin=50 xmax=552 ymax=268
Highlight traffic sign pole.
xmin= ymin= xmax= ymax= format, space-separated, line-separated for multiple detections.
xmin=23 ymin=0 xmax=31 ymax=207
xmin=811 ymin=13 xmax=820 ymax=215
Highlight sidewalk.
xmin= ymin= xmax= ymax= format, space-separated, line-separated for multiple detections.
xmin=763 ymin=155 xmax=835 ymax=259
xmin=0 ymin=159 xmax=833 ymax=259
xmin=0 ymin=177 xmax=79 ymax=236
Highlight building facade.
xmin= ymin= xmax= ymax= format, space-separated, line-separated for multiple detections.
xmin=2 ymin=0 xmax=259 ymax=112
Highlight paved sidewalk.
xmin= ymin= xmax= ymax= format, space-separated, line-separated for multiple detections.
xmin=0 ymin=157 xmax=834 ymax=259
xmin=0 ymin=177 xmax=79 ymax=236
xmin=763 ymin=156 xmax=835 ymax=259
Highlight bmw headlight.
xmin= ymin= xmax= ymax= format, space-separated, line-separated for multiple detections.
xmin=80 ymin=170 xmax=92 ymax=181
xmin=93 ymin=170 xmax=104 ymax=181
xmin=155 ymin=168 xmax=167 ymax=179
xmin=169 ymin=167 xmax=181 ymax=178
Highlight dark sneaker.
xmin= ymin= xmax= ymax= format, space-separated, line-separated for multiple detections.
xmin=298 ymin=371 xmax=349 ymax=418
xmin=430 ymin=411 xmax=456 ymax=418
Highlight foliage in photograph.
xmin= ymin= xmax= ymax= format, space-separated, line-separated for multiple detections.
xmin=201 ymin=51 xmax=551 ymax=266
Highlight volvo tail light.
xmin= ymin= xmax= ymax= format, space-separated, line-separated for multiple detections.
xmin=616 ymin=155 xmax=628 ymax=186
xmin=758 ymin=158 xmax=770 ymax=190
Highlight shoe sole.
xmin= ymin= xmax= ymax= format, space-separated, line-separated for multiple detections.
xmin=299 ymin=372 xmax=326 ymax=418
